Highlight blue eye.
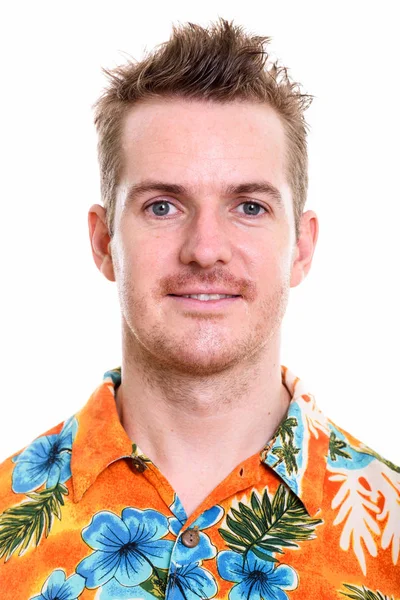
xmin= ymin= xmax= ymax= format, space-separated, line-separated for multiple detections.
xmin=237 ymin=202 xmax=267 ymax=216
xmin=146 ymin=201 xmax=178 ymax=217
xmin=144 ymin=200 xmax=267 ymax=218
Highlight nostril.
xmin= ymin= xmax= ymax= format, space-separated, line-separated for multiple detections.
xmin=239 ymin=468 xmax=244 ymax=476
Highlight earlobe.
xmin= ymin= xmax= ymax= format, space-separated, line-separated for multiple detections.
xmin=100 ymin=254 xmax=116 ymax=282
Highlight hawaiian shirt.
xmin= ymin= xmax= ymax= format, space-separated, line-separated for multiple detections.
xmin=0 ymin=366 xmax=399 ymax=600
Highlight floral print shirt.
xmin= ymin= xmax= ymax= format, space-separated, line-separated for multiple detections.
xmin=0 ymin=365 xmax=399 ymax=600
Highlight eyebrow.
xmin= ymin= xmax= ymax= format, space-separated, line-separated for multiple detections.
xmin=125 ymin=180 xmax=284 ymax=208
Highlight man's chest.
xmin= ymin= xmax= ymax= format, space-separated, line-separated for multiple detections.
xmin=1 ymin=454 xmax=398 ymax=599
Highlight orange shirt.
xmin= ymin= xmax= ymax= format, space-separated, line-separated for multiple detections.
xmin=0 ymin=365 xmax=399 ymax=599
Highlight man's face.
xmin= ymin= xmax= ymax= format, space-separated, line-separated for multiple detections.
xmin=108 ymin=99 xmax=302 ymax=375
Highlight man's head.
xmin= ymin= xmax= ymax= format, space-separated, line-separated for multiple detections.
xmin=89 ymin=18 xmax=318 ymax=377
xmin=93 ymin=19 xmax=313 ymax=242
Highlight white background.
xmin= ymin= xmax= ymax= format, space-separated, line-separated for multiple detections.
xmin=0 ymin=0 xmax=399 ymax=464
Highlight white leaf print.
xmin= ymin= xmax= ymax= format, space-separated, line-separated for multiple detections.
xmin=328 ymin=458 xmax=400 ymax=575
xmin=373 ymin=462 xmax=400 ymax=565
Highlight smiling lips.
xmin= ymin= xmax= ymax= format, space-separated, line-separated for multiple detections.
xmin=169 ymin=288 xmax=241 ymax=297
xmin=171 ymin=293 xmax=239 ymax=300
xmin=168 ymin=295 xmax=242 ymax=310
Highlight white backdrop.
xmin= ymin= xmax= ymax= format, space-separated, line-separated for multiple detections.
xmin=0 ymin=0 xmax=399 ymax=464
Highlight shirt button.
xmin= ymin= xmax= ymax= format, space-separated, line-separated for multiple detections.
xmin=131 ymin=456 xmax=147 ymax=473
xmin=181 ymin=526 xmax=200 ymax=548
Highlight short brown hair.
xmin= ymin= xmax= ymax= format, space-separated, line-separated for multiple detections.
xmin=93 ymin=18 xmax=313 ymax=240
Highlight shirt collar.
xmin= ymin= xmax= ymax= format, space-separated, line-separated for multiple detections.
xmin=71 ymin=368 xmax=133 ymax=503
xmin=71 ymin=366 xmax=330 ymax=516
xmin=260 ymin=366 xmax=331 ymax=517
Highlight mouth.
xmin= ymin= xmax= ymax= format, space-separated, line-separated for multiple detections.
xmin=169 ymin=294 xmax=241 ymax=299
xmin=167 ymin=294 xmax=242 ymax=310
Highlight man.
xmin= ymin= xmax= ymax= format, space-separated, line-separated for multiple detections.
xmin=0 ymin=18 xmax=398 ymax=600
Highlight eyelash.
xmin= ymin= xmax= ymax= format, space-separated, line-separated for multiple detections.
xmin=143 ymin=199 xmax=269 ymax=218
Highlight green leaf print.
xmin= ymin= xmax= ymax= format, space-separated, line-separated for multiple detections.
xmin=218 ymin=485 xmax=323 ymax=563
xmin=275 ymin=417 xmax=298 ymax=443
xmin=360 ymin=448 xmax=400 ymax=474
xmin=339 ymin=582 xmax=397 ymax=599
xmin=140 ymin=566 xmax=168 ymax=598
xmin=329 ymin=432 xmax=352 ymax=461
xmin=270 ymin=440 xmax=301 ymax=475
xmin=0 ymin=482 xmax=68 ymax=561
xmin=263 ymin=416 xmax=301 ymax=475
xmin=329 ymin=432 xmax=400 ymax=473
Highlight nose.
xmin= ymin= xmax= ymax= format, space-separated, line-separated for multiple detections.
xmin=178 ymin=204 xmax=233 ymax=268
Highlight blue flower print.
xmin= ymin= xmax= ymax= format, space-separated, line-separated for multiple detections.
xmin=169 ymin=494 xmax=187 ymax=531
xmin=166 ymin=561 xmax=218 ymax=600
xmin=169 ymin=496 xmax=224 ymax=564
xmin=76 ymin=508 xmax=174 ymax=589
xmin=12 ymin=415 xmax=78 ymax=494
xmin=30 ymin=568 xmax=85 ymax=600
xmin=97 ymin=578 xmax=157 ymax=600
xmin=217 ymin=550 xmax=298 ymax=600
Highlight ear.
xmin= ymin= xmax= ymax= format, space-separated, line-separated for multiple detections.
xmin=290 ymin=210 xmax=319 ymax=287
xmin=88 ymin=204 xmax=116 ymax=282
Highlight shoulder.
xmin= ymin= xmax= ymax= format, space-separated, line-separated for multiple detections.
xmin=324 ymin=416 xmax=400 ymax=477
xmin=322 ymin=415 xmax=400 ymax=531
xmin=0 ymin=414 xmax=76 ymax=517
xmin=318 ymin=417 xmax=400 ymax=588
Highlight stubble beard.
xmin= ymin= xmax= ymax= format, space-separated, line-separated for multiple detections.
xmin=120 ymin=276 xmax=290 ymax=381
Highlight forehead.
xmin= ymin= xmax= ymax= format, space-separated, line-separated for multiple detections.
xmin=119 ymin=98 xmax=290 ymax=201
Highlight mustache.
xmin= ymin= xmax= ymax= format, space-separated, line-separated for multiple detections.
xmin=159 ymin=273 xmax=257 ymax=302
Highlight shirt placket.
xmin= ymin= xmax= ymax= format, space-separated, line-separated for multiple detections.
xmin=133 ymin=451 xmax=264 ymax=599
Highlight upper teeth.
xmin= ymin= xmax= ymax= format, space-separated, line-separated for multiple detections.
xmin=180 ymin=294 xmax=236 ymax=301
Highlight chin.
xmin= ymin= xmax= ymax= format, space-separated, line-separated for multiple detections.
xmin=161 ymin=357 xmax=240 ymax=376
xmin=152 ymin=340 xmax=256 ymax=376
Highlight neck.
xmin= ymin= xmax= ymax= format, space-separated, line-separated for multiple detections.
xmin=115 ymin=325 xmax=291 ymax=477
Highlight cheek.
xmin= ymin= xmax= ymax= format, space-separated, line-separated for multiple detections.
xmin=118 ymin=237 xmax=169 ymax=293
xmin=262 ymin=230 xmax=293 ymax=276
xmin=249 ymin=238 xmax=287 ymax=277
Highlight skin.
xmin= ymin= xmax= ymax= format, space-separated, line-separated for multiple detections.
xmin=89 ymin=98 xmax=318 ymax=517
